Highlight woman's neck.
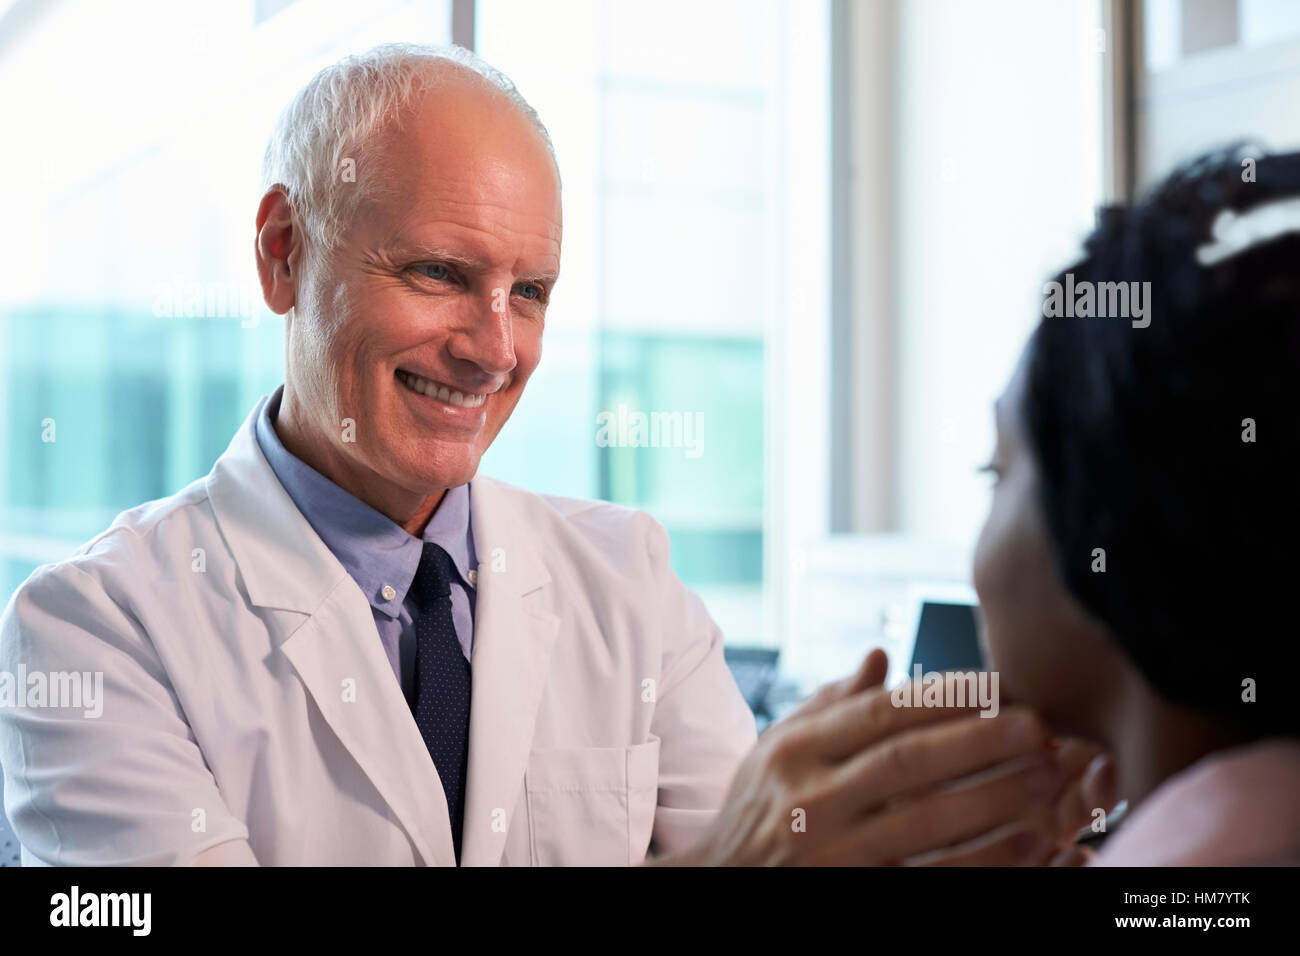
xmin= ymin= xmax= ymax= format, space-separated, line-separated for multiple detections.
xmin=1100 ymin=678 xmax=1244 ymax=810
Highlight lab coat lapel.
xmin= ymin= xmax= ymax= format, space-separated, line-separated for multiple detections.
xmin=458 ymin=476 xmax=560 ymax=867
xmin=207 ymin=395 xmax=456 ymax=867
xmin=278 ymin=589 xmax=456 ymax=868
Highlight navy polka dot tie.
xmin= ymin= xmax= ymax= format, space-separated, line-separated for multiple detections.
xmin=409 ymin=542 xmax=472 ymax=865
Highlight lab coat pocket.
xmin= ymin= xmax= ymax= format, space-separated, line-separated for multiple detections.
xmin=525 ymin=738 xmax=660 ymax=866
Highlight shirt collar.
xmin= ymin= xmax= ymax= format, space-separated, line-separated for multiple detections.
xmin=254 ymin=385 xmax=477 ymax=619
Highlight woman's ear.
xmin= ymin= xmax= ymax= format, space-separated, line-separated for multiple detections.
xmin=255 ymin=187 xmax=300 ymax=316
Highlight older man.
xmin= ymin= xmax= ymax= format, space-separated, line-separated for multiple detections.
xmin=0 ymin=44 xmax=1106 ymax=866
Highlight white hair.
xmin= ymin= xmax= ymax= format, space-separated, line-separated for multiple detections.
xmin=261 ymin=42 xmax=554 ymax=262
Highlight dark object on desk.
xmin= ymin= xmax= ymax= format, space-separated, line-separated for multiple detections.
xmin=724 ymin=646 xmax=780 ymax=717
xmin=909 ymin=600 xmax=983 ymax=673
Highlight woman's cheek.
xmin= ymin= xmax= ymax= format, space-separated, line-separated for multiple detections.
xmin=973 ymin=479 xmax=1024 ymax=613
xmin=973 ymin=498 xmax=1014 ymax=669
xmin=973 ymin=478 xmax=1052 ymax=680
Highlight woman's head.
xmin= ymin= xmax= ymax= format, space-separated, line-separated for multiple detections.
xmin=974 ymin=145 xmax=1300 ymax=746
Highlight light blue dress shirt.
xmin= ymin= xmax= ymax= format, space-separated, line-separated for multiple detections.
xmin=254 ymin=386 xmax=477 ymax=702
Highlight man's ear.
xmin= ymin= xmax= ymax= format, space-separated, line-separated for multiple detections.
xmin=255 ymin=187 xmax=301 ymax=316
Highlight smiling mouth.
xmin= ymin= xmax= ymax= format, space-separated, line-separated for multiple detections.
xmin=395 ymin=369 xmax=489 ymax=409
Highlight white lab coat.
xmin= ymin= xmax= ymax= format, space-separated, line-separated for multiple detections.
xmin=0 ymin=394 xmax=756 ymax=866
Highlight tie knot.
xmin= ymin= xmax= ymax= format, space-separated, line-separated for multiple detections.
xmin=410 ymin=541 xmax=456 ymax=612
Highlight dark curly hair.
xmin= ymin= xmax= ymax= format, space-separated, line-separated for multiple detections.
xmin=1023 ymin=144 xmax=1300 ymax=739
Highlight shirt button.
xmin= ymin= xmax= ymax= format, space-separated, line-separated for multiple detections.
xmin=380 ymin=584 xmax=397 ymax=601
xmin=467 ymin=569 xmax=478 ymax=586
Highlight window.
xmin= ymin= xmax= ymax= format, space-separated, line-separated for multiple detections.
xmin=0 ymin=0 xmax=455 ymax=599
xmin=0 ymin=0 xmax=832 ymax=654
xmin=1138 ymin=0 xmax=1300 ymax=187
xmin=477 ymin=0 xmax=830 ymax=646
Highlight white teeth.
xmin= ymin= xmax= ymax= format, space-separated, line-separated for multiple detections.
xmin=397 ymin=370 xmax=487 ymax=408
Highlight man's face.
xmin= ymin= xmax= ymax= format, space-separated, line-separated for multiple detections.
xmin=288 ymin=77 xmax=562 ymax=502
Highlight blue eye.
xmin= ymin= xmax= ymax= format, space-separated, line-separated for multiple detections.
xmin=416 ymin=263 xmax=450 ymax=281
xmin=516 ymin=283 xmax=541 ymax=301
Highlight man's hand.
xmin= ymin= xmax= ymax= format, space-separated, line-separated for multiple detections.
xmin=659 ymin=650 xmax=1113 ymax=866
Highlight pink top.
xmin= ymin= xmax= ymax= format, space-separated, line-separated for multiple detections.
xmin=1090 ymin=738 xmax=1300 ymax=866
